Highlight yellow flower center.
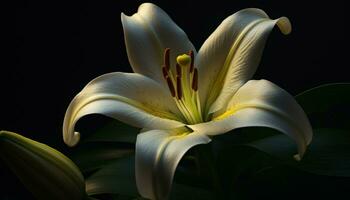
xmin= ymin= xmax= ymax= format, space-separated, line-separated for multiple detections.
xmin=161 ymin=48 xmax=203 ymax=124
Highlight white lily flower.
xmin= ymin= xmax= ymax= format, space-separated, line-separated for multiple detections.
xmin=63 ymin=3 xmax=312 ymax=200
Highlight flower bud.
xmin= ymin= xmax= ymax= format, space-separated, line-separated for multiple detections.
xmin=0 ymin=130 xmax=86 ymax=200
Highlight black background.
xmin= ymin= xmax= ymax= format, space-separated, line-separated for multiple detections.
xmin=4 ymin=0 xmax=349 ymax=199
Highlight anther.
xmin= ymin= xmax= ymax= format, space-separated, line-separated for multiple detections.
xmin=164 ymin=48 xmax=170 ymax=71
xmin=176 ymin=63 xmax=181 ymax=77
xmin=165 ymin=76 xmax=176 ymax=97
xmin=189 ymin=50 xmax=194 ymax=73
xmin=162 ymin=65 xmax=168 ymax=78
xmin=176 ymin=76 xmax=183 ymax=99
xmin=192 ymin=68 xmax=198 ymax=91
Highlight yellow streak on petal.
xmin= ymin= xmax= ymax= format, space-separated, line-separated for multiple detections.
xmin=73 ymin=94 xmax=182 ymax=123
xmin=204 ymin=19 xmax=266 ymax=116
xmin=212 ymin=103 xmax=262 ymax=121
xmin=212 ymin=104 xmax=240 ymax=121
xmin=205 ymin=17 xmax=291 ymax=117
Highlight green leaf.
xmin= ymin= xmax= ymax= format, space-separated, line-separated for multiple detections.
xmin=76 ymin=115 xmax=140 ymax=143
xmin=296 ymin=83 xmax=350 ymax=114
xmin=71 ymin=142 xmax=134 ymax=173
xmin=170 ymin=184 xmax=213 ymax=200
xmin=295 ymin=83 xmax=350 ymax=129
xmin=85 ymin=156 xmax=139 ymax=197
xmin=233 ymin=164 xmax=350 ymax=199
xmin=246 ymin=128 xmax=350 ymax=177
xmin=0 ymin=130 xmax=86 ymax=200
xmin=72 ymin=116 xmax=138 ymax=176
xmin=85 ymin=155 xmax=213 ymax=199
xmin=208 ymin=136 xmax=280 ymax=199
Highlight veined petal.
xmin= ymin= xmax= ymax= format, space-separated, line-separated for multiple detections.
xmin=188 ymin=80 xmax=312 ymax=159
xmin=135 ymin=128 xmax=211 ymax=200
xmin=63 ymin=72 xmax=184 ymax=147
xmin=196 ymin=8 xmax=291 ymax=115
xmin=121 ymin=3 xmax=196 ymax=84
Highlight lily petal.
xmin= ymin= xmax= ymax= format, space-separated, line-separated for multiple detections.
xmin=136 ymin=128 xmax=211 ymax=200
xmin=196 ymin=8 xmax=291 ymax=114
xmin=189 ymin=80 xmax=312 ymax=159
xmin=121 ymin=3 xmax=196 ymax=84
xmin=63 ymin=72 xmax=184 ymax=147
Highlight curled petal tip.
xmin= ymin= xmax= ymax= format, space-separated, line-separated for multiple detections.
xmin=120 ymin=12 xmax=126 ymax=19
xmin=63 ymin=131 xmax=80 ymax=147
xmin=277 ymin=16 xmax=292 ymax=35
xmin=120 ymin=12 xmax=130 ymax=21
xmin=294 ymin=154 xmax=302 ymax=161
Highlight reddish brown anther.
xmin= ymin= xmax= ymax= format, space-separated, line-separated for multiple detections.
xmin=189 ymin=50 xmax=194 ymax=73
xmin=164 ymin=48 xmax=170 ymax=71
xmin=192 ymin=68 xmax=198 ymax=91
xmin=176 ymin=76 xmax=182 ymax=99
xmin=166 ymin=76 xmax=176 ymax=97
xmin=176 ymin=63 xmax=181 ymax=77
xmin=162 ymin=65 xmax=168 ymax=78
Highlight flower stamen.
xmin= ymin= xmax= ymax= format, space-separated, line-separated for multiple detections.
xmin=165 ymin=76 xmax=176 ymax=97
xmin=191 ymin=68 xmax=198 ymax=91
xmin=162 ymin=66 xmax=168 ymax=78
xmin=189 ymin=50 xmax=194 ymax=73
xmin=164 ymin=48 xmax=170 ymax=71
xmin=161 ymin=48 xmax=203 ymax=124
xmin=176 ymin=63 xmax=181 ymax=78
xmin=176 ymin=75 xmax=183 ymax=99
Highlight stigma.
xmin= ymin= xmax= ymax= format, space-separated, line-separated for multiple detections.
xmin=176 ymin=54 xmax=191 ymax=66
xmin=161 ymin=48 xmax=203 ymax=124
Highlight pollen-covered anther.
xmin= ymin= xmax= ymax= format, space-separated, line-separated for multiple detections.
xmin=164 ymin=48 xmax=170 ymax=71
xmin=176 ymin=76 xmax=182 ymax=99
xmin=165 ymin=76 xmax=175 ymax=97
xmin=189 ymin=50 xmax=194 ymax=73
xmin=176 ymin=63 xmax=181 ymax=77
xmin=192 ymin=68 xmax=198 ymax=91
xmin=162 ymin=66 xmax=168 ymax=78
